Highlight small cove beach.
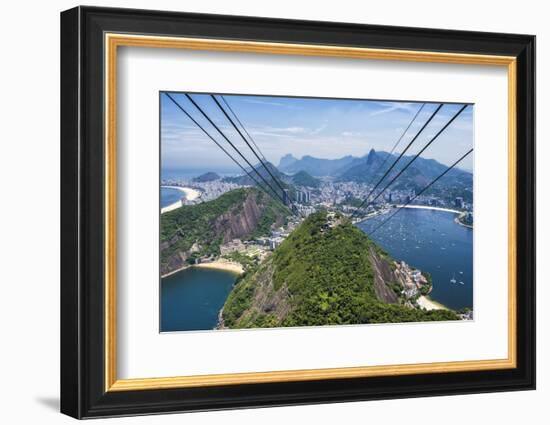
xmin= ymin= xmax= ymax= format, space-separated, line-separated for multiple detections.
xmin=160 ymin=185 xmax=201 ymax=214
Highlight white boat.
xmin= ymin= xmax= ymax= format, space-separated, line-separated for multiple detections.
xmin=450 ymin=273 xmax=457 ymax=284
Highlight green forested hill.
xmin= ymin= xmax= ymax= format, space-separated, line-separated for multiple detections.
xmin=222 ymin=211 xmax=458 ymax=328
xmin=291 ymin=170 xmax=321 ymax=188
xmin=160 ymin=188 xmax=288 ymax=275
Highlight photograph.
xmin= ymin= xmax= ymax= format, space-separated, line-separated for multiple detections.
xmin=57 ymin=4 xmax=536 ymax=419
xmin=159 ymin=92 xmax=474 ymax=332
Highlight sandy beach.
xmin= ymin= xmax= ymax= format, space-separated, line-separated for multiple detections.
xmin=161 ymin=186 xmax=201 ymax=214
xmin=161 ymin=259 xmax=244 ymax=279
xmin=195 ymin=260 xmax=244 ymax=275
xmin=417 ymin=295 xmax=447 ymax=311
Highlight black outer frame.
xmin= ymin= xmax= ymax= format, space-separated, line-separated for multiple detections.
xmin=60 ymin=6 xmax=536 ymax=419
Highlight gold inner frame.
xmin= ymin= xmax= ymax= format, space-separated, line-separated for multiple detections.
xmin=104 ymin=33 xmax=517 ymax=392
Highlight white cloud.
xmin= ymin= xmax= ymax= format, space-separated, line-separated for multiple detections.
xmin=282 ymin=126 xmax=306 ymax=133
xmin=238 ymin=98 xmax=303 ymax=110
xmin=311 ymin=123 xmax=328 ymax=135
xmin=341 ymin=131 xmax=361 ymax=137
xmin=369 ymin=101 xmax=420 ymax=117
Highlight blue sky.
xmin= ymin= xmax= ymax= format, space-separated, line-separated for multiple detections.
xmin=161 ymin=93 xmax=474 ymax=174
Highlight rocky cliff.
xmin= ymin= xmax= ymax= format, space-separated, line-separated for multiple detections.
xmin=160 ymin=188 xmax=288 ymax=276
xmin=212 ymin=193 xmax=265 ymax=244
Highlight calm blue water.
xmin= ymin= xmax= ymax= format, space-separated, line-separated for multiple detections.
xmin=160 ymin=187 xmax=185 ymax=208
xmin=161 ymin=267 xmax=238 ymax=332
xmin=357 ymin=208 xmax=473 ymax=310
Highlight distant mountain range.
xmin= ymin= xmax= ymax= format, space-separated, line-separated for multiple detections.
xmin=221 ymin=161 xmax=319 ymax=189
xmin=278 ymin=153 xmax=357 ymax=176
xmin=222 ymin=161 xmax=288 ymax=187
xmin=198 ymin=148 xmax=471 ymax=202
xmin=279 ymin=149 xmax=472 ymax=199
xmin=336 ymin=149 xmax=387 ymax=182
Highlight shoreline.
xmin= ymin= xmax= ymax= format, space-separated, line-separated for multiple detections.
xmin=454 ymin=214 xmax=474 ymax=229
xmin=454 ymin=218 xmax=473 ymax=229
xmin=161 ymin=263 xmax=190 ymax=278
xmin=417 ymin=295 xmax=448 ymax=311
xmin=393 ymin=204 xmax=462 ymax=214
xmin=355 ymin=204 xmax=470 ymax=313
xmin=161 ymin=259 xmax=244 ymax=279
xmin=358 ymin=204 xmax=473 ymax=230
xmin=161 ymin=186 xmax=201 ymax=214
xmin=195 ymin=260 xmax=244 ymax=275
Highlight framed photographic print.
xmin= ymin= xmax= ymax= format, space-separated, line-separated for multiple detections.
xmin=60 ymin=6 xmax=536 ymax=419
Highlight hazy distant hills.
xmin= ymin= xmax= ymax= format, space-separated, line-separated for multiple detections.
xmin=278 ymin=153 xmax=357 ymax=176
xmin=336 ymin=149 xmax=387 ymax=182
xmin=339 ymin=150 xmax=472 ymax=193
xmin=221 ymin=161 xmax=320 ymax=190
xmin=278 ymin=149 xmax=472 ymax=198
xmin=223 ymin=161 xmax=288 ymax=186
xmin=289 ymin=170 xmax=321 ymax=188
xmin=201 ymin=148 xmax=472 ymax=201
xmin=192 ymin=171 xmax=221 ymax=182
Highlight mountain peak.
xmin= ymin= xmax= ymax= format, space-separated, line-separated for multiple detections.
xmin=192 ymin=171 xmax=221 ymax=182
xmin=366 ymin=148 xmax=377 ymax=164
xmin=291 ymin=170 xmax=320 ymax=188
xmin=278 ymin=153 xmax=298 ymax=169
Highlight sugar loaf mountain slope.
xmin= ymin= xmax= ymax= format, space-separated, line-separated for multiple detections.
xmin=160 ymin=188 xmax=289 ymax=276
xmin=221 ymin=211 xmax=458 ymax=329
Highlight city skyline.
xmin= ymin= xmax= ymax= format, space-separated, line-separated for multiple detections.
xmin=161 ymin=93 xmax=474 ymax=174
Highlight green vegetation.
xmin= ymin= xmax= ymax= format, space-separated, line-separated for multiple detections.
xmin=457 ymin=307 xmax=472 ymax=315
xmin=222 ymin=211 xmax=458 ymax=328
xmin=249 ymin=191 xmax=289 ymax=238
xmin=160 ymin=188 xmax=287 ymax=272
xmin=222 ymin=251 xmax=258 ymax=271
xmin=221 ymin=265 xmax=260 ymax=326
xmin=458 ymin=212 xmax=474 ymax=226
xmin=419 ymin=272 xmax=433 ymax=295
xmin=388 ymin=281 xmax=403 ymax=297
